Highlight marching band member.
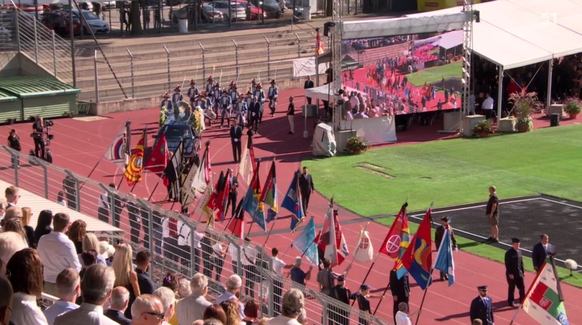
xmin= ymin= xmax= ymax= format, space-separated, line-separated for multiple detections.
xmin=219 ymin=89 xmax=233 ymax=128
xmin=205 ymin=75 xmax=214 ymax=94
xmin=253 ymin=82 xmax=266 ymax=123
xmin=213 ymin=83 xmax=222 ymax=115
xmin=250 ymin=78 xmax=257 ymax=93
xmin=161 ymin=92 xmax=173 ymax=113
xmin=172 ymin=85 xmax=183 ymax=106
xmin=237 ymin=92 xmax=248 ymax=126
xmin=188 ymin=79 xmax=199 ymax=103
xmin=229 ymin=84 xmax=240 ymax=113
xmin=268 ymin=79 xmax=279 ymax=116
xmin=244 ymin=91 xmax=253 ymax=128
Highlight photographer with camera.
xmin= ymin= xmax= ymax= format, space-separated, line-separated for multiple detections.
xmin=31 ymin=116 xmax=45 ymax=158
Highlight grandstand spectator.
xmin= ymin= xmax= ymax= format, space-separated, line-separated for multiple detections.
xmin=153 ymin=287 xmax=176 ymax=325
xmin=135 ymin=250 xmax=155 ymax=295
xmin=54 ymin=264 xmax=117 ymax=325
xmin=241 ymin=237 xmax=258 ymax=298
xmin=160 ymin=273 xmax=179 ymax=325
xmin=112 ymin=243 xmax=140 ymax=319
xmin=297 ymin=309 xmax=307 ymax=325
xmin=79 ymin=250 xmax=99 ymax=280
xmin=177 ymin=273 xmax=212 ymax=325
xmin=0 ymin=274 xmax=13 ymax=325
xmin=0 ymin=232 xmax=27 ymax=275
xmin=20 ymin=207 xmax=34 ymax=247
xmin=216 ymin=275 xmax=244 ymax=319
xmin=98 ymin=241 xmax=116 ymax=265
xmin=220 ymin=299 xmax=244 ymax=325
xmin=4 ymin=186 xmax=19 ymax=209
xmin=2 ymin=219 xmax=28 ymax=247
xmin=177 ymin=278 xmax=191 ymax=299
xmin=266 ymin=288 xmax=305 ymax=325
xmin=43 ymin=268 xmax=80 ymax=325
xmin=2 ymin=207 xmax=21 ymax=226
xmin=33 ymin=210 xmax=53 ymax=247
xmin=7 ymin=248 xmax=48 ymax=325
xmin=57 ymin=192 xmax=67 ymax=207
xmin=203 ymin=304 xmax=228 ymax=324
xmin=82 ymin=233 xmax=107 ymax=265
xmin=105 ymin=287 xmax=131 ymax=325
xmin=242 ymin=300 xmax=259 ymax=324
xmin=68 ymin=220 xmax=87 ymax=254
xmin=289 ymin=257 xmax=312 ymax=286
xmin=0 ymin=201 xmax=5 ymax=223
xmin=37 ymin=213 xmax=82 ymax=296
xmin=130 ymin=294 xmax=165 ymax=325
xmin=201 ymin=319 xmax=225 ymax=325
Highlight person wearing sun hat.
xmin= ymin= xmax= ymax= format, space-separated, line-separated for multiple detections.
xmin=253 ymin=82 xmax=266 ymax=123
xmin=267 ymin=79 xmax=279 ymax=116
xmin=188 ymin=79 xmax=199 ymax=103
xmin=470 ymin=285 xmax=494 ymax=325
xmin=356 ymin=284 xmax=379 ymax=325
xmin=172 ymin=85 xmax=183 ymax=106
xmin=205 ymin=75 xmax=214 ymax=94
xmin=505 ymin=237 xmax=525 ymax=308
xmin=434 ymin=215 xmax=458 ymax=281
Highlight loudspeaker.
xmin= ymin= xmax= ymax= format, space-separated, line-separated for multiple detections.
xmin=323 ymin=22 xmax=335 ymax=37
xmin=550 ymin=113 xmax=560 ymax=127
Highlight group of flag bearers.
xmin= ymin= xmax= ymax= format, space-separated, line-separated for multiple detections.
xmin=100 ymin=112 xmax=570 ymax=325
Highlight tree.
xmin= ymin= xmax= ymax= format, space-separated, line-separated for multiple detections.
xmin=130 ymin=0 xmax=142 ymax=35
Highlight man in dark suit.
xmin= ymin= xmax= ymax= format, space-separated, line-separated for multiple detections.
xmin=227 ymin=169 xmax=239 ymax=217
xmin=470 ymin=285 xmax=494 ymax=325
xmin=304 ymin=76 xmax=314 ymax=104
xmin=229 ymin=120 xmax=243 ymax=163
xmin=249 ymin=96 xmax=261 ymax=133
xmin=389 ymin=269 xmax=410 ymax=324
xmin=505 ymin=238 xmax=525 ymax=307
xmin=298 ymin=166 xmax=315 ymax=212
xmin=434 ymin=216 xmax=458 ymax=281
xmin=532 ymin=234 xmax=551 ymax=273
xmin=105 ymin=287 xmax=132 ymax=325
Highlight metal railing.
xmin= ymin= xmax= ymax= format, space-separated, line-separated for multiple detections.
xmin=0 ymin=146 xmax=392 ymax=325
xmin=12 ymin=7 xmax=74 ymax=85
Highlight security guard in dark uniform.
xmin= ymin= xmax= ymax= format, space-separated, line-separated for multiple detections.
xmin=389 ymin=269 xmax=410 ymax=324
xmin=505 ymin=237 xmax=525 ymax=307
xmin=356 ymin=284 xmax=378 ymax=325
xmin=31 ymin=116 xmax=45 ymax=158
xmin=329 ymin=275 xmax=356 ymax=325
xmin=470 ymin=285 xmax=494 ymax=325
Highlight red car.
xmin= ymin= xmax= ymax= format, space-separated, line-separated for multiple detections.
xmin=234 ymin=0 xmax=265 ymax=20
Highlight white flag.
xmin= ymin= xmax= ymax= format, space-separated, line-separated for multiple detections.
xmin=104 ymin=128 xmax=127 ymax=169
xmin=238 ymin=144 xmax=254 ymax=186
xmin=354 ymin=230 xmax=374 ymax=263
xmin=194 ymin=182 xmax=213 ymax=219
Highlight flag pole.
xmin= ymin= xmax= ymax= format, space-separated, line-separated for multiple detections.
xmin=508 ymin=305 xmax=523 ymax=325
xmin=372 ymin=274 xmax=391 ymax=315
xmin=344 ymin=222 xmax=370 ymax=279
xmin=351 ymin=251 xmax=382 ymax=306
xmin=413 ymin=275 xmax=433 ymax=325
xmin=260 ymin=216 xmax=278 ymax=251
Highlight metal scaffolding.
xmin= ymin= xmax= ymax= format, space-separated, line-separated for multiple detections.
xmin=331 ymin=0 xmax=343 ymax=130
xmin=461 ymin=0 xmax=474 ymax=116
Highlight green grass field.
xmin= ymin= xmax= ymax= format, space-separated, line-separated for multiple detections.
xmin=303 ymin=125 xmax=582 ymax=287
xmin=407 ymin=61 xmax=463 ymax=86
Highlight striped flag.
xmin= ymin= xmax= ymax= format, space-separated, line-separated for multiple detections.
xmin=316 ymin=29 xmax=324 ymax=56
xmin=104 ymin=128 xmax=128 ymax=169
xmin=522 ymin=259 xmax=569 ymax=325
xmin=434 ymin=230 xmax=455 ymax=287
xmin=124 ymin=129 xmax=146 ymax=186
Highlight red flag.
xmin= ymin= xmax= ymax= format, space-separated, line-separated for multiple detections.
xmin=315 ymin=30 xmax=324 ymax=56
xmin=315 ymin=203 xmax=349 ymax=265
xmin=204 ymin=145 xmax=211 ymax=184
xmin=206 ymin=171 xmax=226 ymax=211
xmin=217 ymin=171 xmax=231 ymax=221
xmin=379 ymin=204 xmax=409 ymax=260
xmin=227 ymin=198 xmax=245 ymax=239
xmin=144 ymin=133 xmax=169 ymax=176
xmin=398 ymin=208 xmax=433 ymax=288
xmin=124 ymin=130 xmax=146 ymax=186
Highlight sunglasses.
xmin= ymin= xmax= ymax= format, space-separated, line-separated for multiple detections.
xmin=144 ymin=312 xmax=165 ymax=320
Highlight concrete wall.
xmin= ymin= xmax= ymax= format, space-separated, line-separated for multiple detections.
xmin=0 ymin=52 xmax=21 ymax=77
xmin=18 ymin=54 xmax=56 ymax=78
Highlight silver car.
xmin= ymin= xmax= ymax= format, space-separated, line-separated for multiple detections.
xmin=212 ymin=1 xmax=247 ymax=21
xmin=172 ymin=3 xmax=224 ymax=23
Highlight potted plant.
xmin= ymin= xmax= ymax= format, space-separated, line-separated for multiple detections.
xmin=346 ymin=136 xmax=370 ymax=154
xmin=472 ymin=119 xmax=494 ymax=137
xmin=563 ymin=99 xmax=581 ymax=119
xmin=509 ymin=90 xmax=539 ymax=133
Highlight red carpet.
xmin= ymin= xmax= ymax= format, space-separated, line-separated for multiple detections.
xmin=1 ymin=89 xmax=581 ymax=325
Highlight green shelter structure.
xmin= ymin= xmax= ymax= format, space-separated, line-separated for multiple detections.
xmin=0 ymin=76 xmax=81 ymax=123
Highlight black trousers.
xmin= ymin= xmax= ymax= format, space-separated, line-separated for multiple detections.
xmin=213 ymin=256 xmax=224 ymax=282
xmin=141 ymin=214 xmax=151 ymax=250
xmin=231 ymin=140 xmax=241 ymax=162
xmin=259 ymin=104 xmax=264 ymax=123
xmin=34 ymin=137 xmax=45 ymax=158
xmin=193 ymin=248 xmax=200 ymax=273
xmin=129 ymin=212 xmax=141 ymax=244
xmin=97 ymin=207 xmax=109 ymax=224
xmin=202 ymin=254 xmax=213 ymax=277
xmin=273 ymin=279 xmax=283 ymax=315
xmin=393 ymin=296 xmax=409 ymax=324
xmin=228 ymin=192 xmax=237 ymax=217
xmin=232 ymin=260 xmax=241 ymax=275
xmin=507 ymin=275 xmax=525 ymax=304
xmin=66 ymin=192 xmax=77 ymax=210
xmin=249 ymin=117 xmax=259 ymax=132
xmin=306 ymin=97 xmax=312 ymax=105
xmin=163 ymin=237 xmax=180 ymax=262
xmin=244 ymin=264 xmax=256 ymax=298
xmin=301 ymin=192 xmax=311 ymax=212
xmin=179 ymin=245 xmax=191 ymax=268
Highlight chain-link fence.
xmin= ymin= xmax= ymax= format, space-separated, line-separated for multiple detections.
xmin=0 ymin=146 xmax=391 ymax=324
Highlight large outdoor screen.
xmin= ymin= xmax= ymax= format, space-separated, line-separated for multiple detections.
xmin=341 ymin=30 xmax=463 ymax=115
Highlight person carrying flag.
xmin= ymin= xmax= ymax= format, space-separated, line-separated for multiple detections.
xmin=390 ymin=268 xmax=410 ymax=324
xmin=434 ymin=216 xmax=457 ymax=281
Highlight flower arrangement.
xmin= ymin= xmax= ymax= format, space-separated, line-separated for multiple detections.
xmin=346 ymin=136 xmax=370 ymax=154
xmin=192 ymin=108 xmax=203 ymax=133
xmin=472 ymin=119 xmax=494 ymax=137
xmin=563 ymin=99 xmax=581 ymax=118
xmin=509 ymin=90 xmax=539 ymax=132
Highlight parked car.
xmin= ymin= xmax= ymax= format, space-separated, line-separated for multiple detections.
xmin=234 ymin=0 xmax=265 ymax=20
xmin=212 ymin=0 xmax=246 ymax=21
xmin=249 ymin=0 xmax=280 ymax=18
xmin=19 ymin=4 xmax=43 ymax=12
xmin=42 ymin=12 xmax=82 ymax=36
xmin=285 ymin=0 xmax=303 ymax=15
xmin=71 ymin=9 xmax=109 ymax=34
xmin=171 ymin=3 xmax=224 ymax=23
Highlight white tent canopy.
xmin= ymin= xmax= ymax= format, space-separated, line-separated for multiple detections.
xmin=407 ymin=0 xmax=582 ymax=69
xmin=438 ymin=30 xmax=463 ymax=50
xmin=304 ymin=82 xmax=364 ymax=102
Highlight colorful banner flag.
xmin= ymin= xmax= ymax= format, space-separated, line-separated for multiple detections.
xmin=315 ymin=201 xmax=349 ymax=265
xmin=227 ymin=198 xmax=245 ymax=239
xmin=262 ymin=161 xmax=279 ymax=223
xmin=104 ymin=127 xmax=128 ymax=169
xmin=522 ymin=259 xmax=569 ymax=325
xmin=354 ymin=229 xmax=374 ymax=264
xmin=315 ymin=29 xmax=324 ymax=56
xmin=163 ymin=140 xmax=183 ymax=199
xmin=379 ymin=204 xmax=411 ymax=260
xmin=195 ymin=181 xmax=214 ymax=221
xmin=207 ymin=171 xmax=226 ymax=212
xmin=292 ymin=216 xmax=319 ymax=266
xmin=182 ymin=146 xmax=209 ymax=206
xmin=281 ymin=171 xmax=304 ymax=232
xmin=397 ymin=208 xmax=433 ymax=290
xmin=124 ymin=129 xmax=146 ymax=186
xmin=239 ymin=135 xmax=255 ymax=186
xmin=434 ymin=230 xmax=455 ymax=287
xmin=144 ymin=133 xmax=169 ymax=176
xmin=242 ymin=168 xmax=267 ymax=231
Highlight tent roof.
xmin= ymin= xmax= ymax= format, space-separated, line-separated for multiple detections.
xmin=438 ymin=30 xmax=463 ymax=50
xmin=407 ymin=0 xmax=582 ymax=69
xmin=316 ymin=53 xmax=362 ymax=70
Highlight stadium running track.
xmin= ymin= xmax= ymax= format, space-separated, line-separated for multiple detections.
xmin=1 ymin=88 xmax=581 ymax=325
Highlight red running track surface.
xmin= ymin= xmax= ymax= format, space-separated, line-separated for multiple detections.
xmin=1 ymin=88 xmax=581 ymax=325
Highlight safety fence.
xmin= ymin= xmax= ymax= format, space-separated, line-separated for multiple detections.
xmin=0 ymin=146 xmax=391 ymax=325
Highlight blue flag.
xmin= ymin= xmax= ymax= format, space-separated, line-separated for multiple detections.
xmin=434 ymin=229 xmax=455 ymax=287
xmin=281 ymin=172 xmax=304 ymax=232
xmin=241 ymin=186 xmax=267 ymax=231
xmin=292 ymin=217 xmax=319 ymax=266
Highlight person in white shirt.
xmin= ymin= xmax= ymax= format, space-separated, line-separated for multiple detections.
xmin=395 ymin=302 xmax=412 ymax=325
xmin=481 ymin=93 xmax=495 ymax=119
xmin=4 ymin=185 xmax=20 ymax=209
xmin=192 ymin=226 xmax=204 ymax=274
xmin=43 ymin=268 xmax=80 ymax=325
xmin=7 ymin=248 xmax=48 ymax=325
xmin=267 ymin=288 xmax=304 ymax=325
xmin=271 ymin=247 xmax=293 ymax=315
xmin=0 ymin=232 xmax=28 ymax=275
xmin=216 ymin=275 xmax=245 ymax=319
xmin=177 ymin=217 xmax=192 ymax=270
xmin=130 ymin=294 xmax=165 ymax=325
xmin=153 ymin=287 xmax=175 ymax=325
xmin=177 ymin=273 xmax=212 ymax=325
xmin=37 ymin=213 xmax=82 ymax=297
xmin=54 ymin=264 xmax=118 ymax=325
xmin=241 ymin=237 xmax=258 ymax=299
